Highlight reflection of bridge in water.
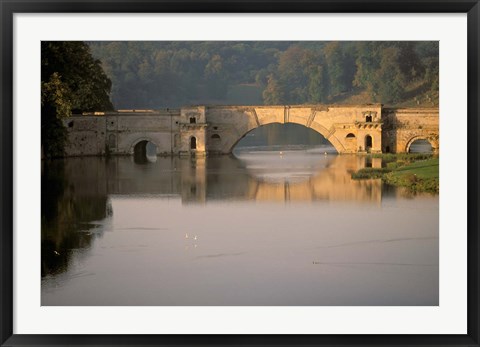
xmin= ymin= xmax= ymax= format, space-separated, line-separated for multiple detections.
xmin=41 ymin=154 xmax=388 ymax=277
xmin=237 ymin=154 xmax=382 ymax=203
xmin=60 ymin=154 xmax=385 ymax=205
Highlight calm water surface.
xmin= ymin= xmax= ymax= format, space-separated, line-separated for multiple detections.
xmin=41 ymin=146 xmax=438 ymax=306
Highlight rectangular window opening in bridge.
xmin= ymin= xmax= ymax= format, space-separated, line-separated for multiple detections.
xmin=190 ymin=117 xmax=196 ymax=124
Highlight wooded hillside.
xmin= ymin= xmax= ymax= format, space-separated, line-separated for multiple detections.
xmin=88 ymin=41 xmax=439 ymax=109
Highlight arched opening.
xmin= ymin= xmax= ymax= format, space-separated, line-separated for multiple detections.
xmin=190 ymin=137 xmax=197 ymax=150
xmin=408 ymin=139 xmax=433 ymax=153
xmin=365 ymin=135 xmax=373 ymax=152
xmin=211 ymin=134 xmax=221 ymax=140
xmin=344 ymin=133 xmax=357 ymax=152
xmin=232 ymin=123 xmax=337 ymax=154
xmin=190 ymin=117 xmax=196 ymax=124
xmin=133 ymin=140 xmax=157 ymax=164
xmin=365 ymin=115 xmax=372 ymax=122
xmin=231 ymin=123 xmax=338 ymax=185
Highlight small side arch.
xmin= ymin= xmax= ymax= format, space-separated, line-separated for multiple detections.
xmin=129 ymin=137 xmax=159 ymax=154
xmin=405 ymin=135 xmax=438 ymax=153
xmin=130 ymin=137 xmax=158 ymax=163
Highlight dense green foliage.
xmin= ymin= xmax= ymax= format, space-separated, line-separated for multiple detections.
xmin=88 ymin=41 xmax=438 ymax=109
xmin=42 ymin=42 xmax=113 ymax=157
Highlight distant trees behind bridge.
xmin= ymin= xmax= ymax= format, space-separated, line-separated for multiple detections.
xmin=88 ymin=41 xmax=438 ymax=109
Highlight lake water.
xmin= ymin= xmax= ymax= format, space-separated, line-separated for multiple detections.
xmin=41 ymin=146 xmax=439 ymax=306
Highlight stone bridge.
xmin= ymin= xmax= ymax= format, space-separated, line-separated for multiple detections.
xmin=63 ymin=104 xmax=439 ymax=157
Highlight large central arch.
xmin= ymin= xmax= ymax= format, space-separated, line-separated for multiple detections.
xmin=228 ymin=120 xmax=345 ymax=153
xmin=205 ymin=106 xmax=366 ymax=154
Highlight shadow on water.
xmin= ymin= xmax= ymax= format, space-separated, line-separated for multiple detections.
xmin=41 ymin=159 xmax=108 ymax=277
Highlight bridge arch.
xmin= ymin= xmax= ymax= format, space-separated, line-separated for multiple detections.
xmin=204 ymin=105 xmax=389 ymax=154
xmin=405 ymin=135 xmax=439 ymax=153
xmin=130 ymin=137 xmax=159 ymax=163
xmin=228 ymin=120 xmax=345 ymax=153
xmin=129 ymin=137 xmax=159 ymax=154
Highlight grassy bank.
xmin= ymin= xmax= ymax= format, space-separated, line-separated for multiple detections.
xmin=384 ymin=158 xmax=439 ymax=193
xmin=352 ymin=154 xmax=439 ymax=193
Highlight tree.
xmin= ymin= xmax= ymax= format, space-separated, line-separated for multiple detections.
xmin=353 ymin=42 xmax=381 ymax=93
xmin=323 ymin=42 xmax=354 ymax=96
xmin=41 ymin=42 xmax=113 ymax=157
xmin=276 ymin=45 xmax=310 ymax=103
xmin=424 ymin=56 xmax=439 ymax=93
xmin=204 ymin=54 xmax=228 ymax=99
xmin=396 ymin=41 xmax=424 ymax=81
xmin=375 ymin=47 xmax=406 ymax=104
xmin=307 ymin=65 xmax=329 ymax=103
xmin=263 ymin=75 xmax=284 ymax=104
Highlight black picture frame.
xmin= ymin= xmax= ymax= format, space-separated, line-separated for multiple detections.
xmin=1 ymin=1 xmax=479 ymax=346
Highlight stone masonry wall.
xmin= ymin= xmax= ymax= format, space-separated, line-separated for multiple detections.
xmin=62 ymin=105 xmax=438 ymax=157
xmin=382 ymin=108 xmax=439 ymax=153
xmin=64 ymin=117 xmax=107 ymax=156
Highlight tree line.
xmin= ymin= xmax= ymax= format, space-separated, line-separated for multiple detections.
xmin=88 ymin=41 xmax=438 ymax=108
